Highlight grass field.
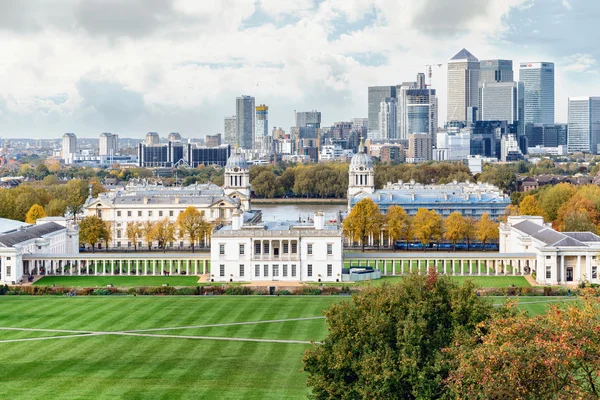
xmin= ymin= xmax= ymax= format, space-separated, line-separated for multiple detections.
xmin=33 ymin=276 xmax=203 ymax=287
xmin=308 ymin=276 xmax=531 ymax=288
xmin=0 ymin=296 xmax=575 ymax=399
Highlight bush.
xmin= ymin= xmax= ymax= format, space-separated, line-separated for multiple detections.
xmin=293 ymin=287 xmax=322 ymax=296
xmin=275 ymin=290 xmax=291 ymax=296
xmin=225 ymin=286 xmax=253 ymax=295
xmin=93 ymin=289 xmax=112 ymax=296
xmin=175 ymin=287 xmax=197 ymax=295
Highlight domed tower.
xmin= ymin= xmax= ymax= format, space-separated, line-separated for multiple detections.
xmin=224 ymin=148 xmax=251 ymax=210
xmin=348 ymin=138 xmax=375 ymax=199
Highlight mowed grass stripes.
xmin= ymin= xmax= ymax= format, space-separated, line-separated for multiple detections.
xmin=0 ymin=296 xmax=573 ymax=399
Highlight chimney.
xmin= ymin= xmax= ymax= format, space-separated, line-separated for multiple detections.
xmin=314 ymin=211 xmax=324 ymax=230
xmin=232 ymin=210 xmax=244 ymax=230
xmin=174 ymin=196 xmax=180 ymax=205
xmin=143 ymin=197 xmax=148 ymax=204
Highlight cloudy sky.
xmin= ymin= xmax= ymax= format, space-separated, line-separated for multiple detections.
xmin=0 ymin=0 xmax=597 ymax=139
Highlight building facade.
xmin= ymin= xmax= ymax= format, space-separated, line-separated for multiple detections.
xmin=479 ymin=81 xmax=525 ymax=134
xmin=236 ymin=95 xmax=255 ymax=150
xmin=398 ymin=76 xmax=438 ymax=143
xmin=447 ymin=49 xmax=480 ymax=122
xmin=255 ymin=105 xmax=269 ymax=153
xmin=99 ymin=132 xmax=118 ymax=157
xmin=567 ymin=96 xmax=600 ymax=154
xmin=205 ymin=134 xmax=222 ymax=148
xmin=211 ymin=212 xmax=343 ymax=283
xmin=224 ymin=116 xmax=237 ymax=147
xmin=368 ymin=86 xmax=396 ymax=138
xmin=407 ymin=133 xmax=433 ymax=162
xmin=479 ymin=59 xmax=513 ymax=85
xmin=61 ymin=133 xmax=77 ymax=162
xmin=520 ymin=62 xmax=555 ymax=125
xmin=377 ymin=98 xmax=397 ymax=141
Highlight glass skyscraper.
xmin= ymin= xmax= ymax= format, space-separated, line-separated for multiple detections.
xmin=447 ymin=49 xmax=480 ymax=122
xmin=568 ymin=97 xmax=600 ymax=154
xmin=479 ymin=81 xmax=525 ymax=135
xmin=368 ymin=86 xmax=396 ymax=137
xmin=479 ymin=59 xmax=513 ymax=84
xmin=236 ymin=95 xmax=255 ymax=150
xmin=519 ymin=62 xmax=555 ymax=125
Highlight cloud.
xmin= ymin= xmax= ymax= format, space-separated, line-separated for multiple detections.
xmin=562 ymin=0 xmax=572 ymax=10
xmin=562 ymin=53 xmax=596 ymax=73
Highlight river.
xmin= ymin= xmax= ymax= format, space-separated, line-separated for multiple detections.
xmin=257 ymin=203 xmax=347 ymax=223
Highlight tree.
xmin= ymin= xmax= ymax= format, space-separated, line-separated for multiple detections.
xmin=102 ymin=221 xmax=113 ymax=249
xmin=386 ymin=205 xmax=410 ymax=251
xmin=537 ymin=183 xmax=576 ymax=221
xmin=554 ymin=194 xmax=600 ymax=233
xmin=475 ymin=213 xmax=499 ymax=250
xmin=303 ymin=270 xmax=495 ymax=399
xmin=343 ymin=198 xmax=383 ymax=251
xmin=125 ymin=222 xmax=142 ymax=251
xmin=153 ymin=218 xmax=176 ymax=252
xmin=464 ymin=216 xmax=477 ymax=249
xmin=25 ymin=204 xmax=46 ymax=224
xmin=45 ymin=199 xmax=68 ymax=217
xmin=444 ymin=212 xmax=467 ymax=251
xmin=65 ymin=179 xmax=89 ymax=222
xmin=177 ymin=207 xmax=205 ymax=252
xmin=141 ymin=221 xmax=156 ymax=250
xmin=79 ymin=215 xmax=107 ymax=252
xmin=251 ymin=169 xmax=283 ymax=198
xmin=518 ymin=195 xmax=545 ymax=219
xmin=412 ymin=208 xmax=443 ymax=249
xmin=42 ymin=175 xmax=59 ymax=186
xmin=447 ymin=292 xmax=600 ymax=399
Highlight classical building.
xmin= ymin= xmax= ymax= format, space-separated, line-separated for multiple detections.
xmin=0 ymin=217 xmax=79 ymax=284
xmin=500 ymin=216 xmax=600 ymax=285
xmin=210 ymin=211 xmax=343 ymax=282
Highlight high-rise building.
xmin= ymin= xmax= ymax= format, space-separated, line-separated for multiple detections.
xmin=447 ymin=49 xmax=480 ymax=122
xmin=296 ymin=111 xmax=321 ymax=128
xmin=236 ymin=95 xmax=255 ymax=149
xmin=526 ymin=124 xmax=566 ymax=148
xmin=145 ymin=132 xmax=160 ymax=145
xmin=519 ymin=62 xmax=555 ymax=125
xmin=61 ymin=133 xmax=77 ymax=160
xmin=398 ymin=75 xmax=438 ymax=143
xmin=137 ymin=133 xmax=184 ymax=168
xmin=368 ymin=86 xmax=396 ymax=137
xmin=479 ymin=59 xmax=513 ymax=85
xmin=255 ymin=104 xmax=268 ymax=152
xmin=377 ymin=98 xmax=397 ymax=141
xmin=168 ymin=132 xmax=181 ymax=142
xmin=407 ymin=133 xmax=433 ymax=162
xmin=99 ymin=132 xmax=118 ymax=157
xmin=479 ymin=81 xmax=525 ymax=134
xmin=205 ymin=134 xmax=222 ymax=148
xmin=224 ymin=116 xmax=237 ymax=147
xmin=567 ymin=97 xmax=600 ymax=154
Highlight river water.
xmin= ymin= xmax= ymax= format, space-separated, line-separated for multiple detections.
xmin=257 ymin=203 xmax=347 ymax=223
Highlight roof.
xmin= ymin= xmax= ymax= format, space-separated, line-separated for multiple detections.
xmin=226 ymin=152 xmax=249 ymax=169
xmin=451 ymin=48 xmax=478 ymax=62
xmin=0 ymin=218 xmax=30 ymax=234
xmin=351 ymin=189 xmax=510 ymax=207
xmin=0 ymin=222 xmax=65 ymax=247
xmin=511 ymin=220 xmax=598 ymax=248
xmin=563 ymin=232 xmax=600 ymax=242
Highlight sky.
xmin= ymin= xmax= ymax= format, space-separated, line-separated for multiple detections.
xmin=0 ymin=0 xmax=598 ymax=139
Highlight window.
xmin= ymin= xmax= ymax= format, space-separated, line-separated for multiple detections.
xmin=159 ymin=211 xmax=163 ymax=217
xmin=283 ymin=264 xmax=288 ymax=277
xmin=327 ymin=264 xmax=332 ymax=277
xmin=117 ymin=211 xmax=121 ymax=217
xmin=307 ymin=244 xmax=313 ymax=255
xmin=6 ymin=266 xmax=10 ymax=277
xmin=117 ymin=242 xmax=121 ymax=248
xmin=283 ymin=243 xmax=289 ymax=254
xmin=117 ymin=230 xmax=122 ymax=238
xmin=7 ymin=257 xmax=11 ymax=260
xmin=264 ymin=242 xmax=270 ymax=254
xmin=239 ymin=244 xmax=245 ymax=255
xmin=273 ymin=265 xmax=279 ymax=277
xmin=148 ymin=211 xmax=153 ymax=217
xmin=138 ymin=211 xmax=142 ymax=217
xmin=169 ymin=211 xmax=174 ymax=217
xmin=291 ymin=242 xmax=297 ymax=254
xmin=593 ymin=266 xmax=598 ymax=280
xmin=255 ymin=242 xmax=261 ymax=254
xmin=307 ymin=264 xmax=313 ymax=277
xmin=292 ymin=264 xmax=297 ymax=277
xmin=546 ymin=255 xmax=551 ymax=260
xmin=127 ymin=211 xmax=132 ymax=217
xmin=220 ymin=265 xmax=225 ymax=277
xmin=327 ymin=244 xmax=333 ymax=255
xmin=264 ymin=265 xmax=269 ymax=277
xmin=219 ymin=244 xmax=225 ymax=255
xmin=128 ymin=242 xmax=131 ymax=248
xmin=546 ymin=265 xmax=552 ymax=279
xmin=255 ymin=264 xmax=260 ymax=277
xmin=239 ymin=264 xmax=245 ymax=277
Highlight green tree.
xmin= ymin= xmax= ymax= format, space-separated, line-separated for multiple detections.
xmin=25 ymin=204 xmax=47 ymax=224
xmin=386 ymin=205 xmax=410 ymax=251
xmin=125 ymin=222 xmax=142 ymax=251
xmin=251 ymin=169 xmax=283 ymax=198
xmin=65 ymin=179 xmax=89 ymax=222
xmin=44 ymin=199 xmax=68 ymax=217
xmin=176 ymin=207 xmax=205 ymax=252
xmin=303 ymin=270 xmax=495 ymax=399
xmin=537 ymin=183 xmax=576 ymax=221
xmin=343 ymin=198 xmax=383 ymax=251
xmin=413 ymin=208 xmax=443 ymax=249
xmin=79 ymin=215 xmax=107 ymax=252
xmin=475 ymin=213 xmax=499 ymax=250
xmin=444 ymin=212 xmax=467 ymax=251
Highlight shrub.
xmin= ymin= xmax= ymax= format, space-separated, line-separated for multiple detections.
xmin=225 ymin=286 xmax=253 ymax=295
xmin=175 ymin=287 xmax=197 ymax=295
xmin=275 ymin=290 xmax=291 ymax=296
xmin=293 ymin=287 xmax=322 ymax=296
xmin=93 ymin=289 xmax=112 ymax=296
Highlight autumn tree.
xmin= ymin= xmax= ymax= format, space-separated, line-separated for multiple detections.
xmin=177 ymin=207 xmax=205 ymax=252
xmin=44 ymin=199 xmax=68 ymax=217
xmin=443 ymin=212 xmax=467 ymax=251
xmin=554 ymin=194 xmax=600 ymax=233
xmin=536 ymin=182 xmax=576 ymax=221
xmin=343 ymin=198 xmax=383 ymax=251
xmin=79 ymin=215 xmax=108 ymax=252
xmin=251 ymin=169 xmax=283 ymax=198
xmin=25 ymin=204 xmax=46 ymax=224
xmin=518 ymin=195 xmax=545 ymax=219
xmin=65 ymin=179 xmax=89 ymax=222
xmin=386 ymin=205 xmax=411 ymax=251
xmin=447 ymin=292 xmax=600 ymax=399
xmin=475 ymin=213 xmax=499 ymax=250
xmin=141 ymin=221 xmax=156 ymax=250
xmin=125 ymin=222 xmax=143 ymax=251
xmin=153 ymin=218 xmax=176 ymax=252
xmin=412 ymin=208 xmax=443 ymax=249
xmin=303 ymin=270 xmax=496 ymax=399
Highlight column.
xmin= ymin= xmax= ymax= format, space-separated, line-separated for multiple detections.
xmin=559 ymin=255 xmax=565 ymax=284
xmin=170 ymin=260 xmax=173 ymax=276
xmin=577 ymin=255 xmax=581 ymax=283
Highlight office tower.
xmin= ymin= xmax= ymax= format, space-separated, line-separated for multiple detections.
xmin=296 ymin=111 xmax=321 ymax=128
xmin=368 ymin=86 xmax=396 ymax=137
xmin=205 ymin=134 xmax=222 ymax=148
xmin=526 ymin=124 xmax=567 ymax=148
xmin=519 ymin=62 xmax=555 ymax=125
xmin=377 ymin=98 xmax=397 ymax=141
xmin=407 ymin=133 xmax=433 ymax=161
xmin=61 ymin=133 xmax=77 ymax=160
xmin=99 ymin=132 xmax=118 ymax=157
xmin=447 ymin=49 xmax=480 ymax=122
xmin=145 ymin=132 xmax=160 ymax=145
xmin=479 ymin=81 xmax=525 ymax=134
xmin=294 ymin=111 xmax=322 ymax=153
xmin=398 ymin=74 xmax=438 ymax=142
xmin=567 ymin=97 xmax=600 ymax=153
xmin=224 ymin=116 xmax=237 ymax=147
xmin=352 ymin=118 xmax=368 ymax=130
xmin=255 ymin=104 xmax=268 ymax=151
xmin=236 ymin=95 xmax=255 ymax=149
xmin=479 ymin=60 xmax=513 ymax=84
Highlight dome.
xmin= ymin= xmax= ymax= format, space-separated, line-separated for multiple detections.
xmin=350 ymin=149 xmax=373 ymax=169
xmin=226 ymin=152 xmax=248 ymax=169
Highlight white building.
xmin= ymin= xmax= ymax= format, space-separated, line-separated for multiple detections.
xmin=501 ymin=134 xmax=523 ymax=161
xmin=211 ymin=211 xmax=344 ymax=282
xmin=319 ymin=145 xmax=344 ymax=161
xmin=99 ymin=132 xmax=119 ymax=157
xmin=0 ymin=217 xmax=79 ymax=284
xmin=436 ymin=131 xmax=470 ymax=161
xmin=377 ymin=98 xmax=397 ymax=141
xmin=500 ymin=216 xmax=600 ymax=285
xmin=347 ymin=140 xmax=375 ymax=198
xmin=567 ymin=96 xmax=600 ymax=154
xmin=61 ymin=133 xmax=77 ymax=162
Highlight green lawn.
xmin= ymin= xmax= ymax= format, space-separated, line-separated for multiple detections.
xmin=307 ymin=276 xmax=532 ymax=288
xmin=33 ymin=276 xmax=203 ymax=287
xmin=0 ymin=296 xmax=574 ymax=399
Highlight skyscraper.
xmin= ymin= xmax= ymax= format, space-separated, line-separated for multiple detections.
xmin=447 ymin=49 xmax=480 ymax=122
xmin=236 ymin=95 xmax=255 ymax=149
xmin=61 ymin=133 xmax=77 ymax=161
xmin=479 ymin=59 xmax=513 ymax=85
xmin=479 ymin=81 xmax=525 ymax=134
xmin=397 ymin=75 xmax=438 ymax=143
xmin=377 ymin=98 xmax=397 ymax=141
xmin=224 ymin=116 xmax=237 ymax=147
xmin=567 ymin=97 xmax=600 ymax=154
xmin=519 ymin=62 xmax=555 ymax=125
xmin=99 ymin=132 xmax=118 ymax=157
xmin=368 ymin=86 xmax=396 ymax=137
xmin=255 ymin=104 xmax=269 ymax=153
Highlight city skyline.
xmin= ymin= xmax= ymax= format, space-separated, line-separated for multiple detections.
xmin=0 ymin=0 xmax=598 ymax=138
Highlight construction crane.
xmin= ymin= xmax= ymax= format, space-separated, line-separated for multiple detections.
xmin=424 ymin=64 xmax=443 ymax=87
